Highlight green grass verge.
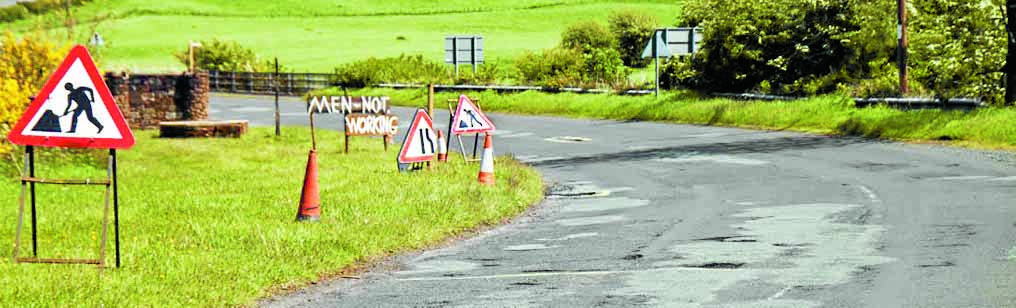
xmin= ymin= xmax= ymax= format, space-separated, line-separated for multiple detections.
xmin=4 ymin=1 xmax=677 ymax=72
xmin=0 ymin=127 xmax=543 ymax=306
xmin=316 ymin=88 xmax=1016 ymax=150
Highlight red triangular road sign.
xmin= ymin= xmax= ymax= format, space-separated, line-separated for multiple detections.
xmin=7 ymin=45 xmax=135 ymax=149
xmin=450 ymin=94 xmax=495 ymax=135
xmin=398 ymin=109 xmax=437 ymax=163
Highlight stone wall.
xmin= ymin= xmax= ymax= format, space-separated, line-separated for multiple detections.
xmin=104 ymin=72 xmax=209 ymax=128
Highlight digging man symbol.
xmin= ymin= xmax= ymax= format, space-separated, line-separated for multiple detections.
xmin=62 ymin=82 xmax=104 ymax=133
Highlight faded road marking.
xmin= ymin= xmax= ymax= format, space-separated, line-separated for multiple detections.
xmin=536 ymin=232 xmax=598 ymax=241
xmin=503 ymin=244 xmax=554 ymax=251
xmin=926 ymin=175 xmax=994 ymax=181
xmin=856 ymin=185 xmax=882 ymax=204
xmin=559 ymin=197 xmax=650 ymax=213
xmin=555 ymin=215 xmax=625 ymax=226
xmin=656 ymin=155 xmax=769 ymax=166
xmin=768 ymin=285 xmax=794 ymax=301
xmin=499 ymin=132 xmax=534 ymax=138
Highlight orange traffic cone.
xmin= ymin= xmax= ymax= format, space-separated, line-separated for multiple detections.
xmin=297 ymin=149 xmax=320 ymax=222
xmin=477 ymin=134 xmax=495 ymax=185
xmin=437 ymin=131 xmax=448 ymax=162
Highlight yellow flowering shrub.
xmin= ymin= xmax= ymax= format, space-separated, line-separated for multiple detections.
xmin=0 ymin=31 xmax=68 ymax=158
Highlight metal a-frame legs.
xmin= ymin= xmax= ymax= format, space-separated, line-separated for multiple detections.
xmin=12 ymin=146 xmax=120 ymax=268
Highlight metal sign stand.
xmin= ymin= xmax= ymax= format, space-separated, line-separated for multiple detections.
xmin=446 ymin=98 xmax=483 ymax=162
xmin=13 ymin=146 xmax=121 ymax=268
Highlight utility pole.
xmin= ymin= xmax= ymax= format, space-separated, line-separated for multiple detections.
xmin=1007 ymin=1 xmax=1016 ymax=104
xmin=897 ymin=0 xmax=909 ymax=95
xmin=64 ymin=0 xmax=73 ymax=41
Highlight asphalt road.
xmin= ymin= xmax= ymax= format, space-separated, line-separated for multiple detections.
xmin=209 ymin=94 xmax=1016 ymax=307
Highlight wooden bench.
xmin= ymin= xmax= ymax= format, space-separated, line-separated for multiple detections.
xmin=159 ymin=120 xmax=248 ymax=138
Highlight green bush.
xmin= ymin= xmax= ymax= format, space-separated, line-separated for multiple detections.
xmin=333 ymin=54 xmax=450 ymax=87
xmin=608 ymin=9 xmax=658 ymax=68
xmin=174 ymin=39 xmax=271 ymax=72
xmin=515 ymin=48 xmax=587 ymax=87
xmin=0 ymin=5 xmax=30 ymax=23
xmin=677 ymin=0 xmax=895 ymax=95
xmin=909 ymin=0 xmax=1005 ymax=104
xmin=332 ymin=55 xmax=509 ymax=87
xmin=16 ymin=0 xmax=90 ymax=15
xmin=515 ymin=46 xmax=631 ymax=89
xmin=675 ymin=0 xmax=1005 ymax=102
xmin=585 ymin=48 xmax=629 ymax=85
xmin=560 ymin=21 xmax=615 ymax=55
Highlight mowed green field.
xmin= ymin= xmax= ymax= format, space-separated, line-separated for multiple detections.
xmin=3 ymin=0 xmax=678 ymax=72
xmin=0 ymin=127 xmax=543 ymax=306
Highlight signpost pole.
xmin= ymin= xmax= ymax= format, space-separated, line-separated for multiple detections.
xmin=654 ymin=32 xmax=660 ymax=98
xmin=111 ymin=149 xmax=120 ymax=268
xmin=28 ymin=145 xmax=37 ymax=257
xmin=101 ymin=150 xmax=111 ymax=268
xmin=309 ymin=113 xmax=317 ymax=151
xmin=343 ymin=115 xmax=350 ymax=154
xmin=342 ymin=87 xmax=351 ymax=153
xmin=897 ymin=0 xmax=909 ymax=94
xmin=471 ymin=37 xmax=477 ymax=74
xmin=471 ymin=101 xmax=482 ymax=159
xmin=274 ymin=58 xmax=281 ymax=137
xmin=452 ymin=38 xmax=459 ymax=79
xmin=446 ymin=100 xmax=455 ymax=161
xmin=428 ymin=84 xmax=434 ymax=119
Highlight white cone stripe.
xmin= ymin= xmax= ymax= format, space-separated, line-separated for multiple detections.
xmin=438 ymin=135 xmax=447 ymax=155
xmin=480 ymin=147 xmax=494 ymax=172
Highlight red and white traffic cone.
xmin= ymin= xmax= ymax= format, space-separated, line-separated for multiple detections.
xmin=477 ymin=134 xmax=494 ymax=185
xmin=437 ymin=131 xmax=448 ymax=162
xmin=296 ymin=150 xmax=320 ymax=222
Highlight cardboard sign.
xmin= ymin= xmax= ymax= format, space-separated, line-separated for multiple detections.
xmin=450 ymin=95 xmax=495 ymax=135
xmin=8 ymin=45 xmax=135 ymax=149
xmin=398 ymin=109 xmax=437 ymax=164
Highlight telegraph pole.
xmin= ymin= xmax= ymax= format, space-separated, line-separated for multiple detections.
xmin=897 ymin=0 xmax=909 ymax=94
xmin=1007 ymin=1 xmax=1016 ymax=104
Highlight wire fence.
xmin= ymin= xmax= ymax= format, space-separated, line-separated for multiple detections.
xmin=204 ymin=71 xmax=983 ymax=109
xmin=208 ymin=70 xmax=337 ymax=95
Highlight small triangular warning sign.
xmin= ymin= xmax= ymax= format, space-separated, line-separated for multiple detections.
xmin=8 ymin=45 xmax=134 ymax=149
xmin=450 ymin=95 xmax=495 ymax=135
xmin=398 ymin=109 xmax=437 ymax=164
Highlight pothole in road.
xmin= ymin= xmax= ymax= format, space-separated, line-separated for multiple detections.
xmin=546 ymin=181 xmax=614 ymax=199
xmin=917 ymin=261 xmax=956 ymax=268
xmin=693 ymin=236 xmax=758 ymax=243
xmin=681 ymin=262 xmax=745 ymax=269
xmin=544 ymin=136 xmax=591 ymax=143
xmin=622 ymin=254 xmax=644 ymax=261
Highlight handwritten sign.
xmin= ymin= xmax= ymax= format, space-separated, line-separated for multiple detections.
xmin=307 ymin=96 xmax=399 ymax=138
